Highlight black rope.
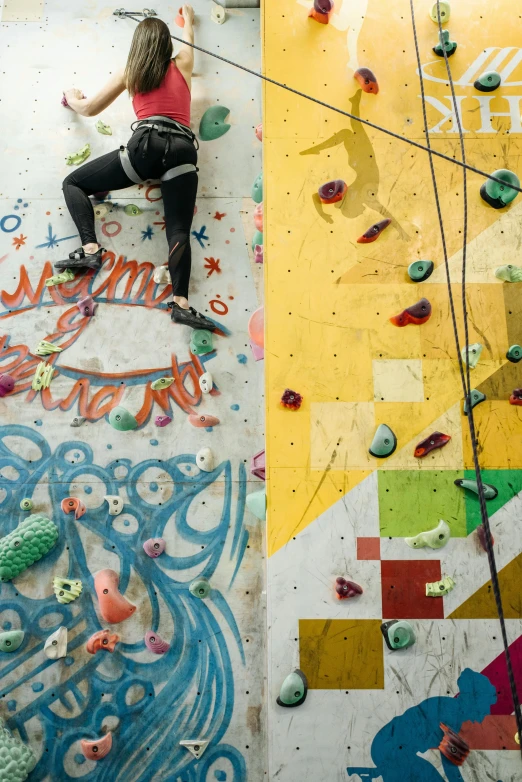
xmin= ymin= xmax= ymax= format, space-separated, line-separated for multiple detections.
xmin=114 ymin=10 xmax=522 ymax=196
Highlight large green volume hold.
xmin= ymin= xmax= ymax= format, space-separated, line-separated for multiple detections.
xmin=0 ymin=514 xmax=59 ymax=582
xmin=0 ymin=718 xmax=37 ymax=781
xmin=199 ymin=106 xmax=231 ymax=141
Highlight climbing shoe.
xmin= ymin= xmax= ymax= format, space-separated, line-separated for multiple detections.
xmin=54 ymin=246 xmax=105 ymax=271
xmin=168 ymin=302 xmax=216 ymax=331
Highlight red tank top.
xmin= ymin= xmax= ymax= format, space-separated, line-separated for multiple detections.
xmin=132 ymin=61 xmax=191 ymax=127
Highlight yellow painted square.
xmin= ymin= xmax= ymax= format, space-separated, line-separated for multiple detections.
xmin=1 ymin=0 xmax=44 ymax=21
xmin=310 ymin=402 xmax=375 ymax=469
xmin=373 ymin=359 xmax=424 ymax=402
xmin=462 ymin=401 xmax=522 ymax=469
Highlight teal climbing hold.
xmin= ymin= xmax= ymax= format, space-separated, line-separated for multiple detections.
xmin=199 ymin=105 xmax=231 ymax=141
xmin=474 ymin=71 xmax=501 ymax=92
xmin=190 ymin=330 xmax=213 ymax=356
xmin=495 ymin=264 xmax=522 ymax=283
xmin=381 ymin=620 xmax=415 ymax=650
xmin=0 ymin=514 xmax=59 ymax=582
xmin=124 ymin=204 xmax=143 ymax=216
xmin=251 ymin=172 xmax=263 ymax=203
xmin=461 ymin=343 xmax=483 ymax=369
xmin=0 ymin=630 xmax=24 ymax=653
xmin=405 ymin=519 xmax=451 ymax=550
xmin=481 ymin=169 xmax=520 ymax=209
xmin=407 ymin=260 xmax=434 ymax=282
xmin=433 ymin=29 xmax=457 ymax=57
xmin=189 ymin=577 xmax=211 ymax=599
xmin=246 ymin=489 xmax=266 ymax=520
xmin=369 ymin=424 xmax=397 ymax=458
xmin=252 ymin=230 xmax=263 ymax=251
xmin=507 ymin=345 xmax=522 ymax=363
xmin=19 ymin=499 xmax=33 ymax=512
xmin=454 ymin=478 xmax=498 ymax=500
xmin=463 ymin=389 xmax=486 ymax=415
xmin=108 ymin=406 xmax=138 ymax=431
xmin=0 ymin=716 xmax=37 ymax=781
xmin=277 ymin=669 xmax=308 ymax=707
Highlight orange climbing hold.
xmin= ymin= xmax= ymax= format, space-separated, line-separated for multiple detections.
xmin=254 ymin=203 xmax=263 ymax=232
xmin=308 ymin=0 xmax=334 ymax=24
xmin=318 ymin=180 xmax=347 ymax=205
xmin=94 ymin=569 xmax=136 ymax=624
xmin=389 ymin=298 xmax=432 ymax=327
xmin=248 ymin=306 xmax=264 ymax=349
xmin=438 ymin=724 xmax=470 ymax=766
xmin=175 ymin=7 xmax=185 ymax=27
xmin=354 ymin=67 xmax=379 ymax=94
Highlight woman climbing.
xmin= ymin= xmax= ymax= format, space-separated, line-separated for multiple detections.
xmin=56 ymin=7 xmax=214 ymax=331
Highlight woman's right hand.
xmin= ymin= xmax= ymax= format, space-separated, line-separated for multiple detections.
xmin=182 ymin=4 xmax=195 ymax=25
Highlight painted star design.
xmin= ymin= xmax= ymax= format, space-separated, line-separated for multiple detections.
xmin=204 ymin=256 xmax=221 ymax=276
xmin=141 ymin=226 xmax=154 ymax=241
xmin=191 ymin=225 xmax=209 ymax=248
xmin=13 ymin=234 xmax=27 ymax=250
xmin=36 ymin=223 xmax=78 ymax=250
xmin=213 ymin=211 xmax=226 ymax=221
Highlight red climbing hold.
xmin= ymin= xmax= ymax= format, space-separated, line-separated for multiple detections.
xmin=414 ymin=431 xmax=451 ymax=458
xmin=255 ymin=123 xmax=263 ymax=142
xmin=357 ymin=218 xmax=391 ymax=243
xmin=251 ymin=450 xmax=266 ymax=480
xmin=354 ymin=67 xmax=379 ymax=94
xmin=318 ymin=180 xmax=347 ymax=204
xmin=0 ymin=374 xmax=15 ymax=397
xmin=281 ymin=389 xmax=303 ymax=410
xmin=308 ymin=0 xmax=334 ymax=24
xmin=509 ymin=388 xmax=522 ymax=406
xmin=390 ymin=298 xmax=432 ymax=327
xmin=438 ymin=724 xmax=470 ymax=766
xmin=476 ymin=523 xmax=494 ymax=552
xmin=335 ymin=577 xmax=363 ymax=600
xmin=188 ymin=414 xmax=220 ymax=428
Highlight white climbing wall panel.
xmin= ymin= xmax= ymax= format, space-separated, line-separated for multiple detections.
xmin=0 ymin=1 xmax=266 ymax=780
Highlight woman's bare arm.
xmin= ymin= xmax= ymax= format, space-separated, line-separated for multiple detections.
xmin=176 ymin=5 xmax=195 ymax=88
xmin=64 ymin=70 xmax=126 ymax=117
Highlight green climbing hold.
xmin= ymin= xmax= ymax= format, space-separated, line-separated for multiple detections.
xmin=66 ymin=143 xmax=91 ymax=166
xmin=189 ymin=577 xmax=211 ymax=599
xmin=474 ymin=70 xmax=501 ymax=92
xmin=0 ymin=514 xmax=59 ymax=582
xmin=108 ymin=406 xmax=138 ymax=431
xmin=31 ymin=362 xmax=54 ymax=391
xmin=96 ymin=119 xmax=112 ymax=135
xmin=407 ymin=259 xmax=434 ymax=282
xmin=495 ymin=264 xmax=522 ymax=283
xmin=507 ymin=345 xmax=522 ymax=363
xmin=251 ymin=172 xmax=263 ymax=204
xmin=481 ymin=169 xmax=520 ymax=209
xmin=252 ymin=230 xmax=263 ymax=251
xmin=461 ymin=343 xmax=483 ymax=369
xmin=45 ymin=269 xmax=75 ymax=287
xmin=405 ymin=519 xmax=451 ymax=550
xmin=0 ymin=716 xmax=37 ymax=781
xmin=429 ymin=1 xmax=450 ymax=24
xmin=151 ymin=377 xmax=174 ymax=390
xmin=369 ymin=424 xmax=397 ymax=458
xmin=380 ymin=620 xmax=415 ymax=650
xmin=19 ymin=499 xmax=33 ymax=512
xmin=246 ymin=489 xmax=266 ymax=520
xmin=277 ymin=669 xmax=308 ymax=707
xmin=454 ymin=478 xmax=498 ymax=500
xmin=433 ymin=29 xmax=457 ymax=57
xmin=53 ymin=577 xmax=83 ymax=604
xmin=35 ymin=340 xmax=63 ymax=356
xmin=190 ymin=330 xmax=213 ymax=356
xmin=199 ymin=105 xmax=231 ymax=141
xmin=463 ymin=389 xmax=486 ymax=415
xmin=0 ymin=630 xmax=24 ymax=653
xmin=124 ymin=204 xmax=143 ymax=216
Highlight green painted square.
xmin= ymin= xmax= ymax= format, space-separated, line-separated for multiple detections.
xmin=378 ymin=470 xmax=466 ymax=538
xmin=464 ymin=469 xmax=522 ymax=534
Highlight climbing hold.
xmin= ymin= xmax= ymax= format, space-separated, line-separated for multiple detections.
xmin=506 ymin=345 xmax=522 ymax=363
xmin=190 ymin=329 xmax=213 ymax=356
xmin=104 ymin=495 xmax=124 ymax=516
xmin=31 ymin=361 xmax=54 ymax=391
xmin=380 ymin=620 xmax=416 ymax=650
xmin=189 ymin=577 xmax=211 ymax=599
xmin=252 ymin=229 xmax=263 ymax=252
xmin=180 ymin=740 xmax=210 ymax=760
xmin=426 ymin=576 xmax=455 ymax=596
xmin=369 ymin=424 xmax=397 ymax=458
xmin=80 ymin=732 xmax=113 ymax=761
xmin=19 ymin=499 xmax=33 ymax=512
xmin=454 ymin=478 xmax=498 ymax=499
xmin=199 ymin=372 xmax=213 ymax=394
xmin=199 ymin=105 xmax=231 ymax=141
xmin=480 ymin=169 xmax=520 ymax=209
xmin=407 ymin=259 xmax=434 ymax=282
xmin=308 ymin=0 xmax=334 ymax=24
xmin=196 ymin=447 xmax=215 ymax=472
xmin=44 ymin=626 xmax=67 ymax=659
xmin=251 ymin=450 xmax=266 ymax=480
xmin=405 ymin=519 xmax=451 ymax=550
xmin=461 ymin=343 xmax=483 ymax=369
xmin=0 ymin=716 xmax=37 ymax=780
xmin=45 ymin=269 xmax=75 ymax=287
xmin=255 ymin=123 xmax=262 ymax=141
xmin=476 ymin=523 xmax=494 ymax=552
xmin=248 ymin=306 xmax=264 ymax=350
xmin=145 ymin=630 xmax=170 ymax=654
xmin=357 ymin=218 xmax=391 ymax=244
xmin=463 ymin=389 xmax=486 ymax=415
xmin=96 ymin=119 xmax=112 ymax=135
xmin=277 ymin=669 xmax=308 ymax=707
xmin=414 ymin=431 xmax=451 ymax=458
xmin=123 ymin=204 xmax=142 ymax=217
xmin=153 ymin=265 xmax=170 ymax=284
xmin=53 ymin=577 xmax=83 ymax=604
xmin=280 ymin=389 xmax=302 ymax=410
xmin=335 ymin=577 xmax=363 ymax=600
xmin=155 ymin=415 xmax=172 ymax=427
xmin=66 ymin=143 xmax=91 ymax=166
xmin=318 ymin=180 xmax=348 ymax=204
xmin=246 ymin=489 xmax=266 ymax=520
xmin=433 ymin=29 xmax=457 ymax=57
xmin=211 ymin=1 xmax=226 ymax=24
xmin=251 ymin=172 xmax=263 ymax=203
xmin=516 ymin=732 xmax=520 ymax=745
xmin=510 ymin=388 xmax=522 ymax=406
xmin=94 ymin=569 xmax=137 ymax=623
xmin=77 ymin=295 xmax=97 ymax=316
xmin=254 ymin=244 xmax=264 ymax=264
xmin=0 ymin=515 xmax=58 ymax=582
xmin=188 ymin=413 xmax=220 ymax=428
xmin=354 ymin=67 xmax=379 ymax=94
xmin=151 ymin=377 xmax=174 ymax=390
xmin=429 ymin=1 xmax=450 ymax=23
xmin=86 ymin=629 xmax=119 ymax=654
xmin=61 ymin=497 xmax=86 ymax=519
xmin=474 ymin=70 xmax=501 ymax=92
xmin=495 ymin=264 xmax=522 ymax=282
xmin=143 ymin=538 xmax=166 ymax=558
xmin=35 ymin=340 xmax=63 ymax=356
xmin=70 ymin=416 xmax=86 ymax=427
xmin=390 ymin=297 xmax=432 ymax=327
xmin=438 ymin=724 xmax=469 ymax=766
xmin=254 ymin=202 xmax=263 ymax=232
xmin=0 ymin=374 xmax=14 ymax=397
xmin=108 ymin=405 xmax=138 ymax=431
xmin=0 ymin=630 xmax=24 ymax=653
xmin=175 ymin=7 xmax=185 ymax=27
xmin=94 ymin=203 xmax=109 ymax=218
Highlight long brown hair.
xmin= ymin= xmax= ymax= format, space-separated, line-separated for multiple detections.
xmin=124 ymin=17 xmax=173 ymax=97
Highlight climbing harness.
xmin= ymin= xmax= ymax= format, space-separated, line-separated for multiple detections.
xmin=120 ymin=116 xmax=198 ymax=184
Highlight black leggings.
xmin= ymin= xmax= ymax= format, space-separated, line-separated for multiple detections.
xmin=62 ymin=124 xmax=198 ymax=299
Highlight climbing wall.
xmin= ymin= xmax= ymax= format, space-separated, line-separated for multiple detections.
xmin=0 ymin=1 xmax=265 ymax=780
xmin=264 ymin=0 xmax=522 ymax=779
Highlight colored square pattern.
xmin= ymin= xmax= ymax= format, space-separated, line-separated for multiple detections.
xmin=357 ymin=537 xmax=381 ymax=560
xmin=381 ymin=560 xmax=443 ymax=619
xmin=464 ymin=469 xmax=522 ymax=534
xmin=299 ymin=619 xmax=384 ymax=689
xmin=372 ymin=359 xmax=424 ymax=402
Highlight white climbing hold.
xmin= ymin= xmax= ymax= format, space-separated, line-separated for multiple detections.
xmin=153 ymin=266 xmax=170 ymax=285
xmin=104 ymin=495 xmax=123 ymax=516
xmin=196 ymin=447 xmax=215 ymax=472
xmin=44 ymin=626 xmax=68 ymax=659
xmin=70 ymin=416 xmax=86 ymax=427
xmin=199 ymin=372 xmax=213 ymax=394
xmin=179 ymin=739 xmax=209 ymax=760
xmin=211 ymin=1 xmax=226 ymax=23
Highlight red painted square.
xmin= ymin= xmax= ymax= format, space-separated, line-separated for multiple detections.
xmin=357 ymin=537 xmax=381 ymax=560
xmin=381 ymin=559 xmax=443 ymax=619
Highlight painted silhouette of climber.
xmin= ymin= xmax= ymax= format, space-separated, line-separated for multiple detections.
xmin=347 ymin=668 xmax=497 ymax=781
xmin=300 ymin=90 xmax=409 ymax=240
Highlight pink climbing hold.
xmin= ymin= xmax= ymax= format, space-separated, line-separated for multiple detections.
xmin=255 ymin=123 xmax=263 ymax=142
xmin=143 ymin=538 xmax=166 ymax=558
xmin=188 ymin=413 xmax=220 ymax=428
xmin=155 ymin=415 xmax=172 ymax=427
xmin=144 ymin=630 xmax=170 ymax=654
xmin=251 ymin=450 xmax=266 ymax=480
xmin=250 ymin=341 xmax=264 ymax=361
xmin=175 ymin=7 xmax=185 ymax=26
xmin=248 ymin=306 xmax=264 ymax=350
xmin=0 ymin=374 xmax=15 ymax=397
xmin=94 ymin=569 xmax=137 ymax=624
xmin=80 ymin=732 xmax=113 ymax=761
xmin=61 ymin=497 xmax=86 ymax=519
xmin=77 ymin=295 xmax=97 ymax=317
xmin=254 ymin=244 xmax=264 ymax=264
xmin=254 ymin=203 xmax=263 ymax=232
